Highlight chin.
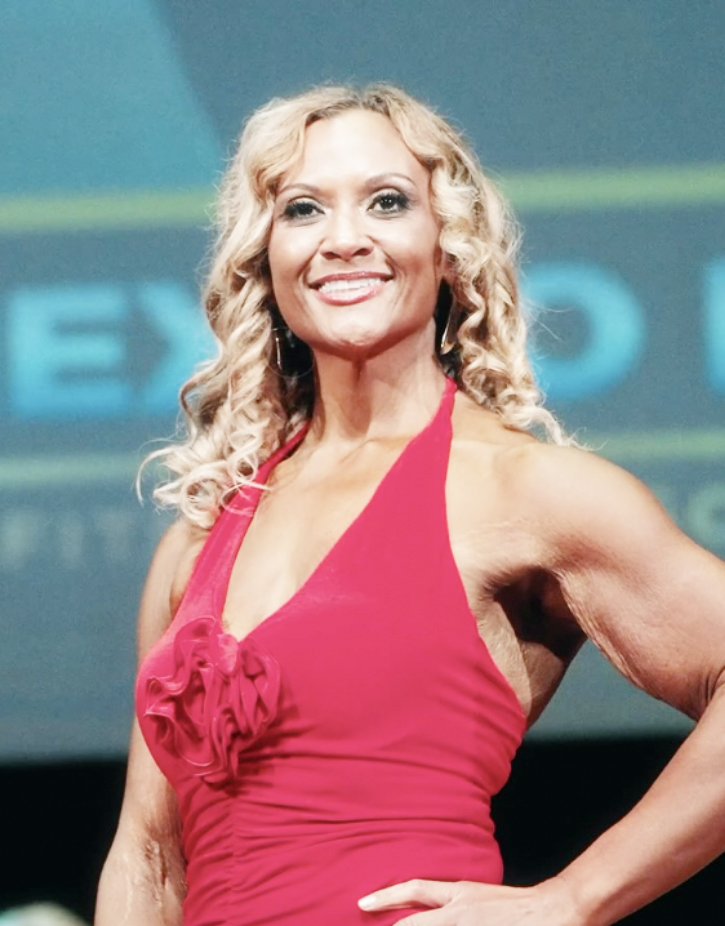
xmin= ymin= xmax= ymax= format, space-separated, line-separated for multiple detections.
xmin=310 ymin=323 xmax=388 ymax=356
xmin=304 ymin=316 xmax=426 ymax=363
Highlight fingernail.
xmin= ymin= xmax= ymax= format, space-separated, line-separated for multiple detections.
xmin=358 ymin=894 xmax=376 ymax=910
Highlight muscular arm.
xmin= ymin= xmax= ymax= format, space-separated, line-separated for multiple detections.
xmin=95 ymin=519 xmax=204 ymax=926
xmin=530 ymin=448 xmax=725 ymax=925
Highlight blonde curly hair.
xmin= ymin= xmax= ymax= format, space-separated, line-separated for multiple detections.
xmin=146 ymin=83 xmax=566 ymax=528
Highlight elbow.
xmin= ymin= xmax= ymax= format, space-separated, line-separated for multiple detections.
xmin=709 ymin=667 xmax=725 ymax=707
xmin=691 ymin=666 xmax=725 ymax=721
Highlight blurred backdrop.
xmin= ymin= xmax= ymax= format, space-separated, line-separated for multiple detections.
xmin=1 ymin=0 xmax=723 ymax=920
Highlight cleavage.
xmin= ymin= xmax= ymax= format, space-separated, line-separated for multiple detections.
xmin=220 ymin=442 xmax=406 ymax=642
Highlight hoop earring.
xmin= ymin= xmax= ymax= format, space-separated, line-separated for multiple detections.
xmin=439 ymin=301 xmax=460 ymax=355
xmin=273 ymin=328 xmax=285 ymax=372
xmin=273 ymin=324 xmax=307 ymax=376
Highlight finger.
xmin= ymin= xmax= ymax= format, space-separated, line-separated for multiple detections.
xmin=358 ymin=879 xmax=457 ymax=911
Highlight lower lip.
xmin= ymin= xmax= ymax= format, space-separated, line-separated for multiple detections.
xmin=313 ymin=280 xmax=389 ymax=306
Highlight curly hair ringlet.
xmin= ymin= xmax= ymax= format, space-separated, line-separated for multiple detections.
xmin=141 ymin=83 xmax=569 ymax=529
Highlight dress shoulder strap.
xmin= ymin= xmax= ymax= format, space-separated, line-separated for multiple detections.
xmin=176 ymin=424 xmax=310 ymax=614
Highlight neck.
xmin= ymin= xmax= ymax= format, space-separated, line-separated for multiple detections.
xmin=307 ymin=330 xmax=448 ymax=448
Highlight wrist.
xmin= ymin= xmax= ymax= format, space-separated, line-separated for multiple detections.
xmin=536 ymin=874 xmax=591 ymax=926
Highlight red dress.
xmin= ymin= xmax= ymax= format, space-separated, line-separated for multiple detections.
xmin=136 ymin=378 xmax=526 ymax=926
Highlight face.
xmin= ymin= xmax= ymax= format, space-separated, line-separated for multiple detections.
xmin=267 ymin=110 xmax=447 ymax=361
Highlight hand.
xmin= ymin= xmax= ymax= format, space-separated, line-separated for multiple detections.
xmin=358 ymin=877 xmax=579 ymax=925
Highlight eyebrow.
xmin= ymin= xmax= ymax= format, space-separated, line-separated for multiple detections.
xmin=278 ymin=172 xmax=418 ymax=197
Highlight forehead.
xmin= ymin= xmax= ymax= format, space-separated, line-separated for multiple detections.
xmin=281 ymin=109 xmax=429 ymax=189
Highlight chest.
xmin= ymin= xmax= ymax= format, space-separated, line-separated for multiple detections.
xmin=224 ymin=453 xmax=415 ymax=631
xmin=222 ymin=447 xmax=549 ymax=710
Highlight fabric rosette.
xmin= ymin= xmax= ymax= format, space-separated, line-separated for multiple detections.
xmin=143 ymin=616 xmax=281 ymax=786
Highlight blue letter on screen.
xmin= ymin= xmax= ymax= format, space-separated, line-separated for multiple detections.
xmin=523 ymin=263 xmax=645 ymax=402
xmin=705 ymin=258 xmax=725 ymax=394
xmin=8 ymin=285 xmax=131 ymax=418
xmin=138 ymin=281 xmax=215 ymax=413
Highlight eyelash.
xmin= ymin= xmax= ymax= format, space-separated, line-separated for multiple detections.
xmin=281 ymin=190 xmax=411 ymax=221
xmin=282 ymin=200 xmax=320 ymax=220
xmin=371 ymin=190 xmax=411 ymax=214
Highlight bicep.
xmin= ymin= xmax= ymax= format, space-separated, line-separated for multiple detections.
xmin=526 ymin=448 xmax=725 ymax=718
xmin=561 ymin=525 xmax=725 ymax=717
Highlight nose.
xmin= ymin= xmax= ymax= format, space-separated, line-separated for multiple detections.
xmin=320 ymin=207 xmax=373 ymax=261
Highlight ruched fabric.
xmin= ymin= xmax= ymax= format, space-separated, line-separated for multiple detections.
xmin=136 ymin=378 xmax=526 ymax=926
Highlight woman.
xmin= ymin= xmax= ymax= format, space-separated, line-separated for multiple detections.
xmin=96 ymin=85 xmax=725 ymax=926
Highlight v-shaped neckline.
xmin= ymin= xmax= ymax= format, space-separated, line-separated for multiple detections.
xmin=215 ymin=378 xmax=456 ymax=645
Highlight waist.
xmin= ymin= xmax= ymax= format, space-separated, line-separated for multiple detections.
xmin=183 ymin=822 xmax=503 ymax=926
xmin=178 ymin=749 xmax=497 ymax=836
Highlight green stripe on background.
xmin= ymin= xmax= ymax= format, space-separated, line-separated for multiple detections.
xmin=589 ymin=428 xmax=725 ymax=464
xmin=1 ymin=428 xmax=723 ymax=489
xmin=0 ymin=453 xmax=140 ymax=489
xmin=0 ymin=188 xmax=213 ymax=234
xmin=1 ymin=164 xmax=724 ymax=235
xmin=501 ymin=163 xmax=725 ymax=212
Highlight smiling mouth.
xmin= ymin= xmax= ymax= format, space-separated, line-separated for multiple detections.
xmin=313 ymin=275 xmax=391 ymax=305
xmin=318 ymin=277 xmax=387 ymax=295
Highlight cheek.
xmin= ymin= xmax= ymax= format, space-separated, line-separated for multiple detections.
xmin=269 ymin=225 xmax=322 ymax=280
xmin=268 ymin=238 xmax=303 ymax=292
xmin=390 ymin=219 xmax=443 ymax=273
xmin=400 ymin=239 xmax=445 ymax=283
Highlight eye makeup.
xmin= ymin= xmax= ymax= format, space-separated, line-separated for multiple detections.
xmin=281 ymin=199 xmax=321 ymax=221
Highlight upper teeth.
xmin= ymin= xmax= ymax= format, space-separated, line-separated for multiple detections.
xmin=319 ymin=277 xmax=384 ymax=293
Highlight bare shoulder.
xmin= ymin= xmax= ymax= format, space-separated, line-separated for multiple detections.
xmin=449 ymin=390 xmax=542 ymax=506
xmin=450 ymin=391 xmax=538 ymax=471
xmin=451 ymin=390 xmax=538 ymax=449
xmin=500 ymin=439 xmax=678 ymax=556
xmin=137 ymin=517 xmax=208 ymax=658
xmin=448 ymin=392 xmax=552 ymax=573
xmin=450 ymin=392 xmax=677 ymax=561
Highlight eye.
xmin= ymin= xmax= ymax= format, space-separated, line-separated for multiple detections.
xmin=370 ymin=190 xmax=410 ymax=215
xmin=281 ymin=198 xmax=322 ymax=221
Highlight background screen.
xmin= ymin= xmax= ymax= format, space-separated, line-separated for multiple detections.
xmin=2 ymin=0 xmax=724 ymax=759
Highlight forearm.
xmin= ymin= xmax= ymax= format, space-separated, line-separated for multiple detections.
xmin=553 ymin=683 xmax=725 ymax=926
xmin=95 ymin=836 xmax=185 ymax=926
